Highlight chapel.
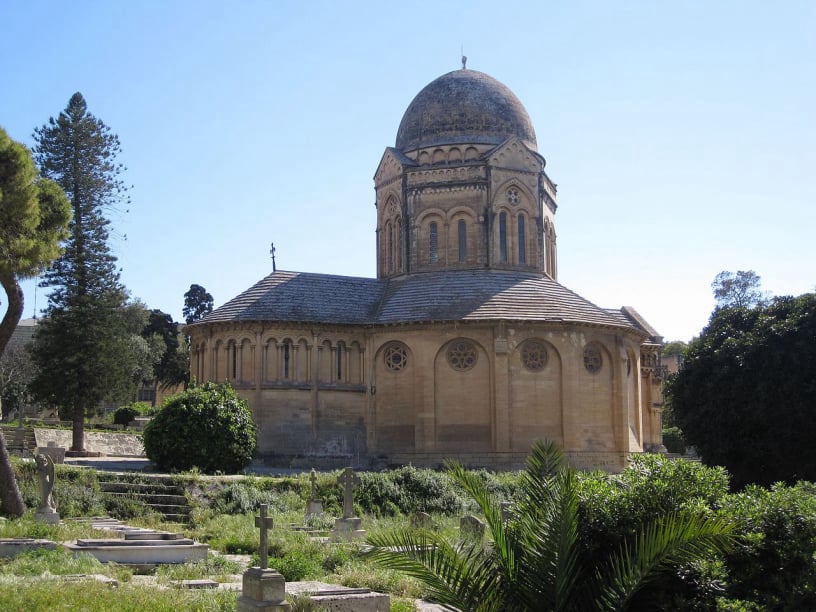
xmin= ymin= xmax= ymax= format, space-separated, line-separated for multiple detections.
xmin=185 ymin=66 xmax=665 ymax=471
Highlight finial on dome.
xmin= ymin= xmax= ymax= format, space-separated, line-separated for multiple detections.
xmin=461 ymin=55 xmax=467 ymax=70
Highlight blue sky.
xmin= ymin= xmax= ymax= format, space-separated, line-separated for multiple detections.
xmin=2 ymin=0 xmax=813 ymax=341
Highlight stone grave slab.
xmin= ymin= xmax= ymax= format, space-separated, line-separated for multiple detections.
xmin=287 ymin=581 xmax=390 ymax=612
xmin=0 ymin=538 xmax=57 ymax=558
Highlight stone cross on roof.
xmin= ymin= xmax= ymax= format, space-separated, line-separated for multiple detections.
xmin=254 ymin=504 xmax=274 ymax=569
xmin=337 ymin=467 xmax=361 ymax=519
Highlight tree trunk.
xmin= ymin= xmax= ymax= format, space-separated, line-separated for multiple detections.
xmin=0 ymin=272 xmax=27 ymax=516
xmin=0 ymin=430 xmax=25 ymax=517
xmin=71 ymin=410 xmax=85 ymax=452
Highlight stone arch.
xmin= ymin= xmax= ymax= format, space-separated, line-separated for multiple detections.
xmin=263 ymin=337 xmax=279 ymax=382
xmin=432 ymin=148 xmax=446 ymax=164
xmin=465 ymin=146 xmax=479 ymax=161
xmin=417 ymin=209 xmax=446 ymax=266
xmin=418 ymin=150 xmax=430 ymax=165
xmin=448 ymin=147 xmax=462 ymax=162
xmin=434 ymin=338 xmax=491 ymax=451
xmin=373 ymin=340 xmax=416 ymax=452
xmin=447 ymin=207 xmax=477 ymax=265
xmin=509 ymin=338 xmax=564 ymax=450
xmin=569 ymin=340 xmax=616 ymax=451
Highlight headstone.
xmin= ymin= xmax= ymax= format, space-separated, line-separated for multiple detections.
xmin=460 ymin=514 xmax=485 ymax=541
xmin=237 ymin=504 xmax=291 ymax=611
xmin=410 ymin=511 xmax=433 ymax=529
xmin=331 ymin=467 xmax=366 ymax=541
xmin=34 ymin=453 xmax=60 ymax=524
xmin=34 ymin=440 xmax=66 ymax=464
xmin=305 ymin=468 xmax=323 ymax=519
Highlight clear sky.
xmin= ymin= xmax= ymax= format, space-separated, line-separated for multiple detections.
xmin=2 ymin=0 xmax=813 ymax=342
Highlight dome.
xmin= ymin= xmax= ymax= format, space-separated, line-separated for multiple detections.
xmin=395 ymin=69 xmax=537 ymax=152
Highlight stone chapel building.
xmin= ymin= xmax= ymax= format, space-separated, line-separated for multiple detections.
xmin=186 ymin=66 xmax=665 ymax=471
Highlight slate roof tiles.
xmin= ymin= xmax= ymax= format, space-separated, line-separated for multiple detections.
xmin=196 ymin=270 xmax=644 ymax=335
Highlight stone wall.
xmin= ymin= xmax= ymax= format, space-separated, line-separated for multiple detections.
xmin=33 ymin=429 xmax=144 ymax=457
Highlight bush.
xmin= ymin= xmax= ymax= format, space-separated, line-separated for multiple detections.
xmin=662 ymin=426 xmax=687 ymax=454
xmin=142 ymin=381 xmax=257 ymax=473
xmin=113 ymin=405 xmax=139 ymax=426
xmin=356 ymin=466 xmax=468 ymax=517
xmin=719 ymin=481 xmax=816 ymax=610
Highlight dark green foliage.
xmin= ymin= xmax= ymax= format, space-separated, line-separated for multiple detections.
xmin=662 ymin=426 xmax=687 ymax=454
xmin=183 ymin=284 xmax=214 ymax=324
xmin=357 ymin=465 xmax=468 ymax=516
xmin=668 ymin=293 xmax=816 ymax=488
xmin=719 ymin=482 xmax=816 ymax=610
xmin=142 ymin=381 xmax=257 ymax=473
xmin=366 ymin=440 xmax=736 ymax=611
xmin=143 ymin=309 xmax=188 ymax=389
xmin=30 ymin=93 xmax=134 ymax=453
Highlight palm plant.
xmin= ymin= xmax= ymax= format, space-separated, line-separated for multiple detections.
xmin=365 ymin=440 xmax=736 ymax=611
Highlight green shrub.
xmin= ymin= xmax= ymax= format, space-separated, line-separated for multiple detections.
xmin=662 ymin=426 xmax=687 ymax=454
xmin=719 ymin=481 xmax=816 ymax=610
xmin=113 ymin=405 xmax=139 ymax=426
xmin=142 ymin=381 xmax=257 ymax=473
xmin=356 ymin=466 xmax=467 ymax=516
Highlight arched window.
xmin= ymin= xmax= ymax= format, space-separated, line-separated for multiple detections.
xmin=230 ymin=342 xmax=238 ymax=380
xmin=387 ymin=223 xmax=394 ymax=273
xmin=336 ymin=342 xmax=344 ymax=380
xmin=458 ymin=219 xmax=467 ymax=262
xmin=396 ymin=217 xmax=402 ymax=272
xmin=518 ymin=215 xmax=526 ymax=264
xmin=429 ymin=222 xmax=439 ymax=263
xmin=283 ymin=341 xmax=291 ymax=380
xmin=499 ymin=213 xmax=508 ymax=263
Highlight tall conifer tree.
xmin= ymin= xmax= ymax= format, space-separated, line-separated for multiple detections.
xmin=30 ymin=93 xmax=133 ymax=453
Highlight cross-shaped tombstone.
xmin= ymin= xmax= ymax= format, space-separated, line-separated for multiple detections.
xmin=337 ymin=467 xmax=361 ymax=519
xmin=254 ymin=504 xmax=274 ymax=569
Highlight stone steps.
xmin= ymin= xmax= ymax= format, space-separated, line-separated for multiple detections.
xmin=98 ymin=476 xmax=191 ymax=523
xmin=0 ymin=425 xmax=36 ymax=455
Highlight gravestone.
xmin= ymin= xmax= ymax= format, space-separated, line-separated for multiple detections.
xmin=331 ymin=467 xmax=366 ymax=541
xmin=460 ymin=514 xmax=485 ymax=541
xmin=237 ymin=504 xmax=291 ymax=611
xmin=34 ymin=440 xmax=66 ymax=464
xmin=34 ymin=453 xmax=60 ymax=524
xmin=304 ymin=468 xmax=323 ymax=519
xmin=410 ymin=511 xmax=433 ymax=529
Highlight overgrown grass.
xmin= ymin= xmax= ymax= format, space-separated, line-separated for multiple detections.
xmin=0 ymin=580 xmax=238 ymax=611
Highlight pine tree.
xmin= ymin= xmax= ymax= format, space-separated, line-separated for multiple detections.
xmin=29 ymin=93 xmax=134 ymax=453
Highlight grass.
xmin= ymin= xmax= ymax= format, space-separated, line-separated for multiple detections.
xmin=0 ymin=580 xmax=238 ymax=611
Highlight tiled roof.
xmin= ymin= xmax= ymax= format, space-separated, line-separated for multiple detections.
xmin=195 ymin=269 xmax=644 ymax=333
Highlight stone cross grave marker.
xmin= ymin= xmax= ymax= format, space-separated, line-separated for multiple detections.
xmin=254 ymin=504 xmax=274 ymax=569
xmin=338 ymin=467 xmax=361 ymax=519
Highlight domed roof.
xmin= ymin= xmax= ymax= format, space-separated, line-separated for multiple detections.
xmin=396 ymin=69 xmax=537 ymax=152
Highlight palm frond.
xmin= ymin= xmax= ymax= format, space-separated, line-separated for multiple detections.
xmin=365 ymin=527 xmax=503 ymax=611
xmin=590 ymin=512 xmax=737 ymax=611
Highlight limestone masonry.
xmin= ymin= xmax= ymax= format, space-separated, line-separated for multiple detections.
xmin=186 ymin=67 xmax=665 ymax=471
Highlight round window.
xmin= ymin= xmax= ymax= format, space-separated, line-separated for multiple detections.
xmin=521 ymin=340 xmax=548 ymax=371
xmin=383 ymin=342 xmax=408 ymax=372
xmin=447 ymin=339 xmax=477 ymax=371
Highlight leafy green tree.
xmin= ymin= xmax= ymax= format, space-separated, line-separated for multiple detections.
xmin=142 ymin=309 xmax=188 ymax=390
xmin=183 ymin=283 xmax=213 ymax=324
xmin=142 ymin=381 xmax=257 ymax=473
xmin=668 ymin=293 xmax=816 ymax=488
xmin=365 ymin=440 xmax=735 ymax=611
xmin=29 ymin=93 xmax=133 ymax=453
xmin=0 ymin=126 xmax=71 ymax=517
xmin=711 ymin=270 xmax=766 ymax=309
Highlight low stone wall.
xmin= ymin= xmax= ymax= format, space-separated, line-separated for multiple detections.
xmin=33 ymin=428 xmax=144 ymax=457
